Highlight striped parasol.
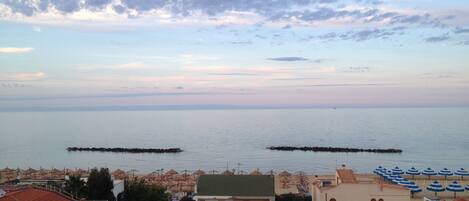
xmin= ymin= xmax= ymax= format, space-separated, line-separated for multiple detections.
xmin=405 ymin=182 xmax=422 ymax=198
xmin=455 ymin=168 xmax=469 ymax=180
xmin=422 ymin=168 xmax=437 ymax=179
xmin=392 ymin=166 xmax=404 ymax=175
xmin=446 ymin=181 xmax=465 ymax=198
xmin=427 ymin=180 xmax=445 ymax=196
xmin=406 ymin=167 xmax=420 ymax=179
xmin=438 ymin=168 xmax=453 ymax=180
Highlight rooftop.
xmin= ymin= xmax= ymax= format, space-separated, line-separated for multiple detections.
xmin=0 ymin=187 xmax=74 ymax=201
xmin=196 ymin=175 xmax=275 ymax=197
xmin=336 ymin=169 xmax=358 ymax=184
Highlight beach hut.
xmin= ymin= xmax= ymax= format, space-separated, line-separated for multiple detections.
xmin=446 ymin=181 xmax=465 ymax=198
xmin=455 ymin=168 xmax=469 ymax=180
xmin=423 ymin=168 xmax=437 ymax=179
xmin=427 ymin=180 xmax=445 ymax=197
xmin=406 ymin=167 xmax=420 ymax=179
xmin=438 ymin=168 xmax=453 ymax=180
xmin=392 ymin=166 xmax=404 ymax=175
xmin=250 ymin=169 xmax=262 ymax=176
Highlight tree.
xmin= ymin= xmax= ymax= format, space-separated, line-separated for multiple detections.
xmin=124 ymin=178 xmax=169 ymax=201
xmin=87 ymin=168 xmax=116 ymax=201
xmin=64 ymin=174 xmax=87 ymax=198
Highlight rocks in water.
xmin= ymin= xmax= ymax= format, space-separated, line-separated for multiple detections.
xmin=67 ymin=147 xmax=183 ymax=153
xmin=267 ymin=146 xmax=402 ymax=153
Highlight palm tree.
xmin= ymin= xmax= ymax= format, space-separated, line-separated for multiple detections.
xmin=65 ymin=174 xmax=86 ymax=199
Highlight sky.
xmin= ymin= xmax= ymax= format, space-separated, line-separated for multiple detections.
xmin=1 ymin=0 xmax=469 ymax=110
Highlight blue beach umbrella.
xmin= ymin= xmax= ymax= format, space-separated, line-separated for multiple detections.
xmin=438 ymin=168 xmax=453 ymax=180
xmin=392 ymin=166 xmax=404 ymax=175
xmin=455 ymin=168 xmax=469 ymax=180
xmin=398 ymin=179 xmax=413 ymax=186
xmin=446 ymin=181 xmax=465 ymax=198
xmin=427 ymin=180 xmax=445 ymax=196
xmin=405 ymin=182 xmax=422 ymax=198
xmin=466 ymin=185 xmax=469 ymax=190
xmin=392 ymin=176 xmax=406 ymax=184
xmin=406 ymin=167 xmax=420 ymax=179
xmin=422 ymin=168 xmax=437 ymax=179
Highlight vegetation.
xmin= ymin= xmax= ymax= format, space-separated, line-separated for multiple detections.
xmin=267 ymin=146 xmax=402 ymax=153
xmin=123 ymin=178 xmax=169 ymax=201
xmin=276 ymin=193 xmax=312 ymax=201
xmin=67 ymin=147 xmax=183 ymax=153
xmin=64 ymin=174 xmax=87 ymax=199
xmin=87 ymin=168 xmax=116 ymax=201
xmin=179 ymin=196 xmax=195 ymax=201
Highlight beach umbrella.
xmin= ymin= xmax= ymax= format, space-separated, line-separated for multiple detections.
xmin=422 ymin=168 xmax=437 ymax=179
xmin=438 ymin=168 xmax=453 ymax=180
xmin=406 ymin=182 xmax=422 ymax=198
xmin=427 ymin=180 xmax=445 ymax=196
xmin=455 ymin=168 xmax=469 ymax=180
xmin=374 ymin=166 xmax=384 ymax=174
xmin=406 ymin=167 xmax=420 ymax=179
xmin=466 ymin=185 xmax=469 ymax=190
xmin=386 ymin=174 xmax=400 ymax=182
xmin=398 ymin=179 xmax=413 ymax=186
xmin=446 ymin=181 xmax=465 ymax=198
xmin=392 ymin=166 xmax=404 ymax=175
xmin=392 ymin=176 xmax=406 ymax=184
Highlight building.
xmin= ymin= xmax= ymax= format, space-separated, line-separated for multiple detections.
xmin=194 ymin=175 xmax=275 ymax=201
xmin=312 ymin=168 xmax=410 ymax=201
xmin=0 ymin=186 xmax=74 ymax=201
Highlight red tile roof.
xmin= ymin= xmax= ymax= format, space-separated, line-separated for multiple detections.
xmin=0 ymin=187 xmax=74 ymax=201
xmin=336 ymin=169 xmax=358 ymax=184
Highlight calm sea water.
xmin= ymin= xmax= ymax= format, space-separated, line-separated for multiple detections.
xmin=1 ymin=108 xmax=468 ymax=174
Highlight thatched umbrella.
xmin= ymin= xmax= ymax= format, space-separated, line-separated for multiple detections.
xmin=250 ymin=169 xmax=262 ymax=176
xmin=279 ymin=171 xmax=292 ymax=177
xmin=112 ymin=169 xmax=126 ymax=180
xmin=193 ymin=169 xmax=206 ymax=176
xmin=165 ymin=169 xmax=178 ymax=176
xmin=222 ymin=170 xmax=234 ymax=175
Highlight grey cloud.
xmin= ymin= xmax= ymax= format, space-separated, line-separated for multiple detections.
xmin=0 ymin=0 xmax=451 ymax=29
xmin=455 ymin=27 xmax=469 ymax=34
xmin=459 ymin=40 xmax=469 ymax=46
xmin=425 ymin=34 xmax=450 ymax=43
xmin=84 ymin=0 xmax=112 ymax=10
xmin=267 ymin=57 xmax=308 ymax=61
xmin=0 ymin=0 xmax=36 ymax=16
xmin=317 ymin=28 xmax=399 ymax=41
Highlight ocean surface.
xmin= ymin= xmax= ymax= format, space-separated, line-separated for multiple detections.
xmin=1 ymin=108 xmax=469 ymax=174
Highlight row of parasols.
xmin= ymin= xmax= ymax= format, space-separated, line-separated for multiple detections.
xmin=374 ymin=166 xmax=469 ymax=198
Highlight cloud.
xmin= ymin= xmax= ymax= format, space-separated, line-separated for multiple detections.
xmin=267 ymin=57 xmax=308 ymax=61
xmin=344 ymin=67 xmax=370 ymax=73
xmin=0 ymin=0 xmax=456 ymax=30
xmin=454 ymin=27 xmax=469 ymax=34
xmin=317 ymin=28 xmax=400 ymax=41
xmin=319 ymin=67 xmax=336 ymax=73
xmin=425 ymin=34 xmax=450 ymax=43
xmin=77 ymin=62 xmax=156 ymax=70
xmin=0 ymin=47 xmax=34 ymax=54
xmin=0 ymin=72 xmax=46 ymax=81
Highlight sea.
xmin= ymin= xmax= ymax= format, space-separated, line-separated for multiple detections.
xmin=1 ymin=107 xmax=468 ymax=174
